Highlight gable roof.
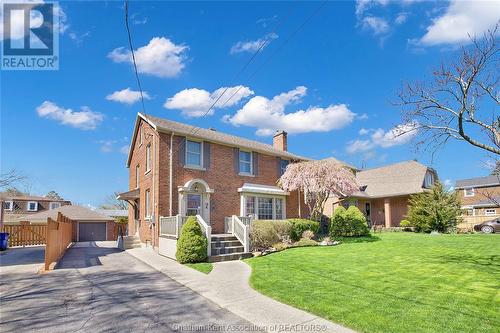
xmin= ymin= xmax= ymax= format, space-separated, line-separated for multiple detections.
xmin=18 ymin=205 xmax=114 ymax=223
xmin=0 ymin=192 xmax=70 ymax=202
xmin=126 ymin=113 xmax=310 ymax=166
xmin=353 ymin=160 xmax=435 ymax=198
xmin=455 ymin=175 xmax=500 ymax=189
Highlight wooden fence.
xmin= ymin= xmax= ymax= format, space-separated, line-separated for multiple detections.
xmin=0 ymin=222 xmax=47 ymax=247
xmin=44 ymin=212 xmax=73 ymax=271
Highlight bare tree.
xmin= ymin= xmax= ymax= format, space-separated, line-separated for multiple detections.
xmin=0 ymin=169 xmax=25 ymax=189
xmin=400 ymin=24 xmax=500 ymax=155
xmin=100 ymin=192 xmax=128 ymax=210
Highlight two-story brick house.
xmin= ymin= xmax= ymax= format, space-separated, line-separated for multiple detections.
xmin=0 ymin=193 xmax=71 ymax=224
xmin=455 ymin=175 xmax=500 ymax=228
xmin=119 ymin=113 xmax=309 ymax=251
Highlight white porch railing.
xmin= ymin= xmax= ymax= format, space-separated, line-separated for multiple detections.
xmin=159 ymin=215 xmax=189 ymax=238
xmin=196 ymin=215 xmax=212 ymax=257
xmin=231 ymin=215 xmax=251 ymax=253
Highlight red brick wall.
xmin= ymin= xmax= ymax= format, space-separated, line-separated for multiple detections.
xmin=161 ymin=134 xmax=307 ymax=234
xmin=127 ymin=119 xmax=159 ymax=246
xmin=127 ymin=119 xmax=307 ymax=248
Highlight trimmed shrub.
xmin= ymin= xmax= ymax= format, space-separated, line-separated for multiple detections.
xmin=176 ymin=217 xmax=208 ymax=264
xmin=400 ymin=219 xmax=412 ymax=228
xmin=293 ymin=238 xmax=318 ymax=247
xmin=288 ymin=219 xmax=320 ymax=241
xmin=250 ymin=220 xmax=292 ymax=250
xmin=330 ymin=206 xmax=369 ymax=237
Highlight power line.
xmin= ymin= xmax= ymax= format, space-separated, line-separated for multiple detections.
xmin=185 ymin=5 xmax=296 ymax=136
xmin=215 ymin=0 xmax=328 ymax=116
xmin=124 ymin=0 xmax=146 ymax=115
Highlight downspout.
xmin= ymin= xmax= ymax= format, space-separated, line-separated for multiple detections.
xmin=169 ymin=132 xmax=174 ymax=216
xmin=152 ymin=134 xmax=157 ymax=249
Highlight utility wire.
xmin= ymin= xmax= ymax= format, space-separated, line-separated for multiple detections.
xmin=185 ymin=5 xmax=296 ymax=137
xmin=124 ymin=0 xmax=147 ymax=115
xmin=215 ymin=0 xmax=328 ymax=115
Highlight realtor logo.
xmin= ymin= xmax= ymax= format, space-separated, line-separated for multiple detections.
xmin=2 ymin=2 xmax=59 ymax=70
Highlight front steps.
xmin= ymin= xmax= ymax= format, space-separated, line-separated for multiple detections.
xmin=122 ymin=235 xmax=141 ymax=249
xmin=209 ymin=234 xmax=252 ymax=263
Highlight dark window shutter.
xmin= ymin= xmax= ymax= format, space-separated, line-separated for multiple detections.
xmin=203 ymin=142 xmax=211 ymax=169
xmin=253 ymin=152 xmax=259 ymax=176
xmin=277 ymin=157 xmax=282 ymax=177
xmin=179 ymin=137 xmax=186 ymax=166
xmin=234 ymin=148 xmax=240 ymax=174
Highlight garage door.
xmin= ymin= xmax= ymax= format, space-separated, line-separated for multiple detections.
xmin=78 ymin=222 xmax=106 ymax=241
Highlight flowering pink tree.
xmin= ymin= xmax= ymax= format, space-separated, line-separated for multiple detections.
xmin=278 ymin=159 xmax=359 ymax=221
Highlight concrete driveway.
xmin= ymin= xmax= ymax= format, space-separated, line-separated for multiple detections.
xmin=0 ymin=242 xmax=250 ymax=333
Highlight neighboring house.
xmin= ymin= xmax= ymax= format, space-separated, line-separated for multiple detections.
xmin=455 ymin=175 xmax=500 ymax=227
xmin=0 ymin=193 xmax=71 ymax=224
xmin=18 ymin=205 xmax=116 ymax=241
xmin=94 ymin=209 xmax=128 ymax=219
xmin=118 ymin=113 xmax=309 ymax=251
xmin=324 ymin=160 xmax=438 ymax=227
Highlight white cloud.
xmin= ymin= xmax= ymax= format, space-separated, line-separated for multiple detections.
xmin=362 ymin=16 xmax=390 ymax=35
xmin=36 ymin=101 xmax=103 ymax=130
xmin=355 ymin=0 xmax=389 ymax=17
xmin=225 ymin=86 xmax=355 ymax=135
xmin=418 ymin=0 xmax=500 ymax=46
xmin=230 ymin=33 xmax=278 ymax=54
xmin=98 ymin=140 xmax=115 ymax=153
xmin=108 ymin=37 xmax=188 ymax=78
xmin=346 ymin=139 xmax=374 ymax=154
xmin=164 ymin=85 xmax=254 ymax=117
xmin=346 ymin=122 xmax=418 ymax=154
xmin=120 ymin=145 xmax=130 ymax=155
xmin=106 ymin=88 xmax=151 ymax=105
xmin=395 ymin=12 xmax=408 ymax=25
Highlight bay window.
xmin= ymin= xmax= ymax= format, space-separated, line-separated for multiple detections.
xmin=242 ymin=195 xmax=285 ymax=220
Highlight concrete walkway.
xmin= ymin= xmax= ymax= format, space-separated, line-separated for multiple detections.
xmin=127 ymin=247 xmax=355 ymax=333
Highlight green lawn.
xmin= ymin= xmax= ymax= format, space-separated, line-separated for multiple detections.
xmin=185 ymin=262 xmax=213 ymax=274
xmin=246 ymin=233 xmax=499 ymax=333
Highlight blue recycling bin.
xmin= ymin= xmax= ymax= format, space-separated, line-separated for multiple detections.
xmin=0 ymin=232 xmax=9 ymax=251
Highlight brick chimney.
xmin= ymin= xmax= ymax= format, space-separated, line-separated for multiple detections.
xmin=273 ymin=130 xmax=288 ymax=151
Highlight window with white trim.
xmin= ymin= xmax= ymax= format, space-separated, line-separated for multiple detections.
xmin=145 ymin=189 xmax=151 ymax=218
xmin=239 ymin=150 xmax=252 ymax=174
xmin=49 ymin=202 xmax=61 ymax=210
xmin=186 ymin=140 xmax=202 ymax=167
xmin=146 ymin=144 xmax=151 ymax=172
xmin=135 ymin=164 xmax=140 ymax=188
xmin=246 ymin=196 xmax=255 ymax=216
xmin=464 ymin=188 xmax=475 ymax=197
xmin=424 ymin=172 xmax=434 ymax=188
xmin=139 ymin=126 xmax=143 ymax=146
xmin=485 ymin=208 xmax=496 ymax=216
xmin=243 ymin=195 xmax=285 ymax=220
xmin=27 ymin=201 xmax=38 ymax=212
xmin=3 ymin=201 xmax=13 ymax=211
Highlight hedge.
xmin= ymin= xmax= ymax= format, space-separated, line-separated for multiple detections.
xmin=330 ymin=206 xmax=369 ymax=237
xmin=250 ymin=219 xmax=320 ymax=250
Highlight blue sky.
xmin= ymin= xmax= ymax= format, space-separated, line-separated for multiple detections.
xmin=1 ymin=0 xmax=499 ymax=206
